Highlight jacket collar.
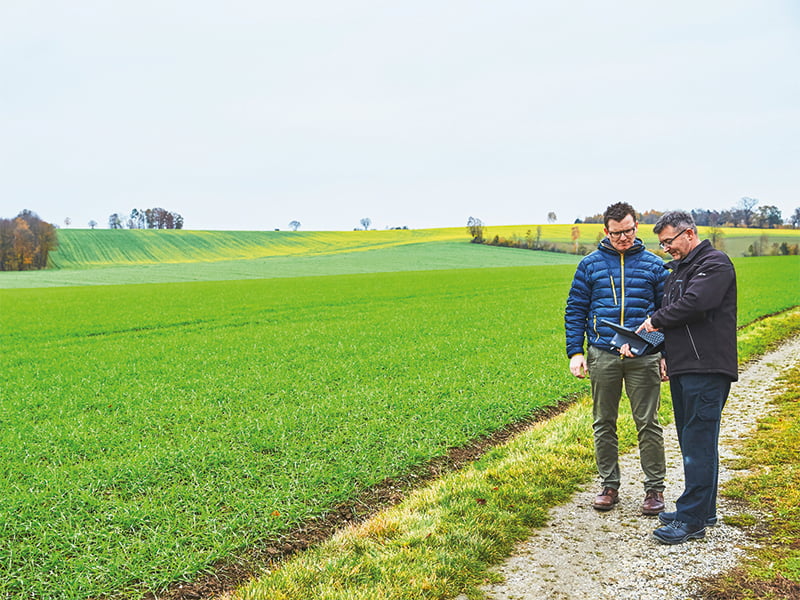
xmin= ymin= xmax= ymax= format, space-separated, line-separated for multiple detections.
xmin=598 ymin=237 xmax=647 ymax=256
xmin=665 ymin=238 xmax=712 ymax=270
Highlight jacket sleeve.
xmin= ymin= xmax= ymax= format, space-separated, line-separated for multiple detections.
xmin=565 ymin=261 xmax=591 ymax=357
xmin=653 ymin=260 xmax=667 ymax=310
xmin=651 ymin=258 xmax=735 ymax=329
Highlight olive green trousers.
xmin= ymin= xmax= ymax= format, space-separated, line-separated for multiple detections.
xmin=586 ymin=345 xmax=666 ymax=492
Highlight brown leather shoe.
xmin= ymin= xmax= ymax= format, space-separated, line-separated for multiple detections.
xmin=592 ymin=487 xmax=619 ymax=511
xmin=641 ymin=490 xmax=665 ymax=515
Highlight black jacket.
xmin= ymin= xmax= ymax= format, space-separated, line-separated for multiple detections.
xmin=650 ymin=239 xmax=738 ymax=381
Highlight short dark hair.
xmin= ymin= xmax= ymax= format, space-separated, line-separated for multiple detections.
xmin=653 ymin=211 xmax=697 ymax=235
xmin=603 ymin=202 xmax=637 ymax=228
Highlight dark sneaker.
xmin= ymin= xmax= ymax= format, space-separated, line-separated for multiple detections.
xmin=658 ymin=511 xmax=718 ymax=526
xmin=592 ymin=487 xmax=619 ymax=511
xmin=652 ymin=520 xmax=706 ymax=545
xmin=641 ymin=490 xmax=665 ymax=515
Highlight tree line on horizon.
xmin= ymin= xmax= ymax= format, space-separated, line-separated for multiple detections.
xmin=108 ymin=208 xmax=184 ymax=230
xmin=579 ymin=197 xmax=798 ymax=230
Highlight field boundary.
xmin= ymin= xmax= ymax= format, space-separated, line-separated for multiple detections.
xmin=145 ymin=396 xmax=580 ymax=600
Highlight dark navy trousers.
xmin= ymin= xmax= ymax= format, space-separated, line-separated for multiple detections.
xmin=670 ymin=373 xmax=732 ymax=526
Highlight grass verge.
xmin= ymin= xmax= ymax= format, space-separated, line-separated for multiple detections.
xmin=234 ymin=396 xmax=597 ymax=600
xmin=234 ymin=309 xmax=800 ymax=599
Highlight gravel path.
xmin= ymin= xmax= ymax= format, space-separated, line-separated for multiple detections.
xmin=467 ymin=335 xmax=800 ymax=600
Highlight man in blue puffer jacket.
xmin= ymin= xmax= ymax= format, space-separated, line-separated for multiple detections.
xmin=565 ymin=202 xmax=669 ymax=515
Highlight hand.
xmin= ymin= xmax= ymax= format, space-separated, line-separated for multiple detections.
xmin=636 ymin=318 xmax=659 ymax=334
xmin=619 ymin=343 xmax=635 ymax=358
xmin=660 ymin=357 xmax=669 ymax=382
xmin=569 ymin=354 xmax=588 ymax=379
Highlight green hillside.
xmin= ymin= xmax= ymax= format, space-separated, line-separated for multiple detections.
xmin=3 ymin=228 xmax=582 ymax=288
xmin=1 ymin=244 xmax=583 ymax=288
xmin=46 ymin=228 xmax=470 ymax=268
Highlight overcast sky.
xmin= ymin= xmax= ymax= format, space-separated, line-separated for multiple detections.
xmin=1 ymin=1 xmax=798 ymax=231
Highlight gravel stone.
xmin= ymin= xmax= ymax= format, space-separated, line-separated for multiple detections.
xmin=475 ymin=335 xmax=800 ymax=600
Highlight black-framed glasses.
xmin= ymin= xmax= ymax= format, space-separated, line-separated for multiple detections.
xmin=608 ymin=227 xmax=636 ymax=239
xmin=659 ymin=228 xmax=690 ymax=249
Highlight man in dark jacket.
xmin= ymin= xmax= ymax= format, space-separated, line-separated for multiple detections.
xmin=633 ymin=210 xmax=737 ymax=544
xmin=565 ymin=202 xmax=668 ymax=515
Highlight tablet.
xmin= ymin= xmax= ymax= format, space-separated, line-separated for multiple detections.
xmin=600 ymin=319 xmax=665 ymax=356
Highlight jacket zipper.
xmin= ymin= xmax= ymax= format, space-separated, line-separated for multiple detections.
xmin=685 ymin=324 xmax=701 ymax=359
xmin=620 ymin=253 xmax=625 ymax=322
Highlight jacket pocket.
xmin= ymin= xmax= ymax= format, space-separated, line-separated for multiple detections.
xmin=697 ymin=392 xmax=723 ymax=421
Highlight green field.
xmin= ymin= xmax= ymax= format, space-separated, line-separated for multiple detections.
xmin=1 ymin=228 xmax=798 ymax=599
xmin=2 ymin=266 xmax=582 ymax=598
xmin=0 ymin=241 xmax=581 ymax=288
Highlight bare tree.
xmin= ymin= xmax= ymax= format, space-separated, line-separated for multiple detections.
xmin=125 ymin=207 xmax=183 ymax=229
xmin=738 ymin=196 xmax=759 ymax=227
xmin=128 ymin=208 xmax=142 ymax=229
xmin=752 ymin=205 xmax=782 ymax=229
xmin=547 ymin=212 xmax=557 ymax=223
xmin=709 ymin=226 xmax=725 ymax=251
xmin=64 ymin=217 xmax=71 ymax=228
xmin=360 ymin=217 xmax=372 ymax=230
xmin=289 ymin=220 xmax=301 ymax=231
xmin=466 ymin=216 xmax=485 ymax=243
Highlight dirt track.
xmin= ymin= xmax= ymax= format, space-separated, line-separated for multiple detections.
xmin=466 ymin=335 xmax=800 ymax=600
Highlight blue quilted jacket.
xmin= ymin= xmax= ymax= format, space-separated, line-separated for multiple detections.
xmin=565 ymin=238 xmax=667 ymax=357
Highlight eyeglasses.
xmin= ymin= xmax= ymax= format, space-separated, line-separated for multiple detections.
xmin=608 ymin=227 xmax=636 ymax=239
xmin=659 ymin=228 xmax=690 ymax=249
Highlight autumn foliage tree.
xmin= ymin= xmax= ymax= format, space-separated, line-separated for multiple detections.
xmin=0 ymin=210 xmax=58 ymax=271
